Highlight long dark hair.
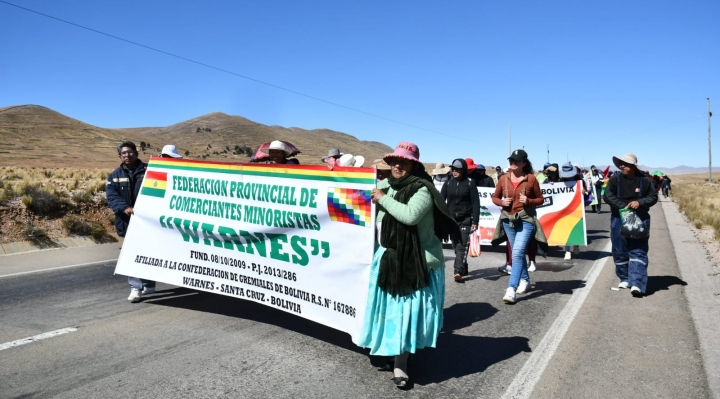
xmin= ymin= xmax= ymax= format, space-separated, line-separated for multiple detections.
xmin=523 ymin=160 xmax=533 ymax=175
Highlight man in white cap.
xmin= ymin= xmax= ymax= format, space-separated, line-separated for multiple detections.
xmin=160 ymin=144 xmax=183 ymax=159
xmin=267 ymin=140 xmax=299 ymax=165
xmin=604 ymin=153 xmax=657 ymax=297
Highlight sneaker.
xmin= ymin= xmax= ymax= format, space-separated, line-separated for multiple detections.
xmin=454 ymin=273 xmax=462 ymax=282
xmin=128 ymin=288 xmax=142 ymax=303
xmin=630 ymin=286 xmax=643 ymax=297
xmin=572 ymin=245 xmax=580 ymax=255
xmin=618 ymin=281 xmax=629 ymax=289
xmin=497 ymin=264 xmax=512 ymax=275
xmin=142 ymin=287 xmax=155 ymax=295
xmin=516 ymin=279 xmax=530 ymax=294
xmin=528 ymin=261 xmax=537 ymax=272
xmin=564 ymin=251 xmax=572 ymax=261
xmin=503 ymin=287 xmax=516 ymax=304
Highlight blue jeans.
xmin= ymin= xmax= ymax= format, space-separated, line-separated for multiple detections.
xmin=503 ymin=220 xmax=534 ymax=289
xmin=129 ymin=277 xmax=155 ymax=291
xmin=610 ymin=216 xmax=649 ymax=292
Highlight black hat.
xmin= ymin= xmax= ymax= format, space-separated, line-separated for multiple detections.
xmin=508 ymin=149 xmax=528 ymax=163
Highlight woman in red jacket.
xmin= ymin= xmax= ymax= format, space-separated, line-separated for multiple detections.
xmin=491 ymin=149 xmax=544 ymax=304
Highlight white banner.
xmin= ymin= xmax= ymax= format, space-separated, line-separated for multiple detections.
xmin=474 ymin=182 xmax=587 ymax=246
xmin=114 ymin=158 xmax=376 ymax=341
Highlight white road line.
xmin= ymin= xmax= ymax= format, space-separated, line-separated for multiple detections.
xmin=0 ymin=327 xmax=78 ymax=351
xmin=0 ymin=259 xmax=117 ymax=279
xmin=500 ymin=240 xmax=613 ymax=399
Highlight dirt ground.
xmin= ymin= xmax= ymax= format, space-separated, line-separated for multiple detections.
xmin=685 ymin=214 xmax=720 ymax=272
xmin=0 ymin=194 xmax=115 ymax=244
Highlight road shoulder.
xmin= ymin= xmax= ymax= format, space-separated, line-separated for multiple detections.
xmin=531 ymin=199 xmax=711 ymax=398
xmin=662 ymin=198 xmax=720 ymax=399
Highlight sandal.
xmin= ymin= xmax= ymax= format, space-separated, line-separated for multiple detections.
xmin=391 ymin=376 xmax=409 ymax=390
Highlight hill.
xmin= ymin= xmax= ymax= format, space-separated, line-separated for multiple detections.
xmin=0 ymin=105 xmax=392 ymax=168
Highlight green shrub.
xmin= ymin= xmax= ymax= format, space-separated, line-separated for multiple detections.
xmin=22 ymin=185 xmax=60 ymax=214
xmin=90 ymin=222 xmax=107 ymax=239
xmin=62 ymin=215 xmax=92 ymax=235
xmin=24 ymin=225 xmax=50 ymax=243
xmin=0 ymin=188 xmax=10 ymax=203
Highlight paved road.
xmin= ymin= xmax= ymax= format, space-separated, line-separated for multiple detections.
xmin=0 ymin=205 xmax=711 ymax=398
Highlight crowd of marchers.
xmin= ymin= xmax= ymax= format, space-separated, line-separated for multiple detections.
xmin=106 ymin=139 xmax=661 ymax=391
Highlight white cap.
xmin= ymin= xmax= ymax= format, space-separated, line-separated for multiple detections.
xmin=268 ymin=140 xmax=291 ymax=155
xmin=337 ymin=154 xmax=365 ymax=167
xmin=161 ymin=144 xmax=183 ymax=158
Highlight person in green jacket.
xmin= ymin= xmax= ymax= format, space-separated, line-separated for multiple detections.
xmin=357 ymin=141 xmax=459 ymax=390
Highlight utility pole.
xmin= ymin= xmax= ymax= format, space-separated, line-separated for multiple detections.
xmin=547 ymin=144 xmax=549 ymax=163
xmin=709 ymin=98 xmax=713 ymax=183
xmin=508 ymin=124 xmax=511 ymax=158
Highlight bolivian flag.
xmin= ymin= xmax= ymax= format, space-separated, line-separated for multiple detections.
xmin=141 ymin=171 xmax=168 ymax=198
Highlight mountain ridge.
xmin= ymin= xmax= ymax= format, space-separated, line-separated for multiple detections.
xmin=0 ymin=105 xmax=393 ymax=169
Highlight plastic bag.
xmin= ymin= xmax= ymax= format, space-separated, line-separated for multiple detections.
xmin=469 ymin=230 xmax=481 ymax=257
xmin=619 ymin=208 xmax=649 ymax=239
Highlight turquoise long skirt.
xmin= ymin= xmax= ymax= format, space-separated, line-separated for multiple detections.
xmin=357 ymin=247 xmax=445 ymax=356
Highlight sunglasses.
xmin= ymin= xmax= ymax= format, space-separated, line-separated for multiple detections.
xmin=508 ymin=159 xmax=523 ymax=164
xmin=120 ymin=150 xmax=136 ymax=156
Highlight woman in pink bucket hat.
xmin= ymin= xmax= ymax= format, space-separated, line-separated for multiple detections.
xmin=358 ymin=141 xmax=460 ymax=390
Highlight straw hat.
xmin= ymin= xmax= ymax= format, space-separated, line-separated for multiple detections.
xmin=372 ymin=159 xmax=391 ymax=170
xmin=612 ymin=153 xmax=638 ymax=168
xmin=431 ymin=162 xmax=451 ymax=175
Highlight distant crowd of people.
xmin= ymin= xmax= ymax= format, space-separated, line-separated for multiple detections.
xmin=108 ymin=139 xmax=661 ymax=390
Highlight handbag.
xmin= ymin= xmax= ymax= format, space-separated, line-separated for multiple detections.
xmin=619 ymin=208 xmax=649 ymax=239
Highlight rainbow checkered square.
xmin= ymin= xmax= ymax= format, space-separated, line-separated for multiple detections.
xmin=327 ymin=188 xmax=372 ymax=227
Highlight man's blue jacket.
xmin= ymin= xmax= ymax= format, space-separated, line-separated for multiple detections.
xmin=106 ymin=160 xmax=147 ymax=237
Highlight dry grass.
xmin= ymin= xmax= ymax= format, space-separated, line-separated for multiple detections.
xmin=0 ymin=166 xmax=111 ymax=204
xmin=0 ymin=166 xmax=116 ymax=243
xmin=671 ymin=173 xmax=720 ymax=240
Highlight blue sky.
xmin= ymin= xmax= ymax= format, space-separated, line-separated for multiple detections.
xmin=1 ymin=0 xmax=717 ymax=168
